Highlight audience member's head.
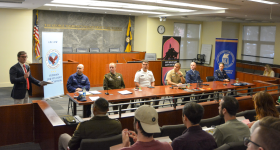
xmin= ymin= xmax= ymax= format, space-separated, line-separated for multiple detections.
xmin=253 ymin=91 xmax=279 ymax=120
xmin=93 ymin=98 xmax=109 ymax=115
xmin=246 ymin=116 xmax=280 ymax=150
xmin=219 ymin=96 xmax=239 ymax=118
xmin=264 ymin=64 xmax=272 ymax=73
xmin=182 ymin=102 xmax=204 ymax=126
xmin=134 ymin=105 xmax=161 ymax=138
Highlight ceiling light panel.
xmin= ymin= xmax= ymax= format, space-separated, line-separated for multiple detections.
xmin=248 ymin=0 xmax=278 ymax=4
xmin=50 ymin=0 xmax=195 ymax=12
xmin=45 ymin=4 xmax=166 ymax=14
xmin=134 ymin=0 xmax=227 ymax=10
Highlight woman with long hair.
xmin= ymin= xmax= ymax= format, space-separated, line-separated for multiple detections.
xmin=263 ymin=64 xmax=275 ymax=77
xmin=248 ymin=91 xmax=279 ymax=133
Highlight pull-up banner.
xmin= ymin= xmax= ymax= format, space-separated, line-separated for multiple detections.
xmin=214 ymin=38 xmax=238 ymax=79
xmin=161 ymin=36 xmax=181 ymax=85
xmin=42 ymin=32 xmax=64 ymax=99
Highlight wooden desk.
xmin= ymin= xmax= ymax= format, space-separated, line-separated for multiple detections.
xmin=67 ymin=80 xmax=254 ymax=117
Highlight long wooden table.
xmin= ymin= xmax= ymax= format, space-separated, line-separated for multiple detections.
xmin=67 ymin=80 xmax=254 ymax=117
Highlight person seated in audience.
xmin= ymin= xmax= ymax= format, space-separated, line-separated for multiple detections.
xmin=166 ymin=63 xmax=185 ymax=85
xmin=67 ymin=64 xmax=91 ymax=117
xmin=263 ymin=64 xmax=275 ymax=77
xmin=214 ymin=63 xmax=230 ymax=81
xmin=213 ymin=96 xmax=250 ymax=147
xmin=245 ymin=116 xmax=280 ymax=150
xmin=58 ymin=98 xmax=122 ymax=150
xmin=171 ymin=102 xmax=217 ymax=150
xmin=120 ymin=105 xmax=172 ymax=150
xmin=103 ymin=63 xmax=127 ymax=113
xmin=248 ymin=91 xmax=279 ymax=133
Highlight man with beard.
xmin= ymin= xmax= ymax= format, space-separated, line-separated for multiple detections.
xmin=120 ymin=105 xmax=172 ymax=150
xmin=213 ymin=96 xmax=250 ymax=147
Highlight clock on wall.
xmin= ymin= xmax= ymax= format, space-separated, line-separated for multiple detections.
xmin=157 ymin=25 xmax=165 ymax=34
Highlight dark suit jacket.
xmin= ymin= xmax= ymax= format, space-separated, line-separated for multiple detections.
xmin=9 ymin=63 xmax=40 ymax=99
xmin=68 ymin=116 xmax=122 ymax=150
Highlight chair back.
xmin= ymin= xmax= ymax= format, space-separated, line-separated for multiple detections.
xmin=163 ymin=70 xmax=170 ymax=85
xmin=63 ymin=47 xmax=73 ymax=53
xmin=243 ymin=68 xmax=254 ymax=74
xmin=215 ymin=141 xmax=246 ymax=150
xmin=236 ymin=67 xmax=243 ymax=72
xmin=160 ymin=124 xmax=186 ymax=141
xmin=90 ymin=48 xmax=100 ymax=53
xmin=200 ymin=115 xmax=225 ymax=128
xmin=206 ymin=76 xmax=215 ymax=82
xmin=253 ymin=70 xmax=263 ymax=75
xmin=275 ymin=73 xmax=280 ymax=78
xmin=77 ymin=48 xmax=89 ymax=53
xmin=144 ymin=53 xmax=157 ymax=61
xmin=80 ymin=134 xmax=122 ymax=150
xmin=109 ymin=48 xmax=120 ymax=52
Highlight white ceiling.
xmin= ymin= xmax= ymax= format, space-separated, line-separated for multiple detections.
xmin=1 ymin=0 xmax=280 ymax=22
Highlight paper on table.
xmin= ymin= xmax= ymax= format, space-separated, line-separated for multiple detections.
xmin=78 ymin=91 xmax=92 ymax=95
xmin=41 ymin=81 xmax=53 ymax=84
xmin=89 ymin=90 xmax=101 ymax=94
xmin=203 ymin=127 xmax=215 ymax=135
xmin=89 ymin=96 xmax=99 ymax=101
xmin=118 ymin=90 xmax=132 ymax=95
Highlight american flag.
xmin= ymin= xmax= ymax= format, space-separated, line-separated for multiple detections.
xmin=33 ymin=10 xmax=41 ymax=59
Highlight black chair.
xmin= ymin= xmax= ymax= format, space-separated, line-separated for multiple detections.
xmin=236 ymin=67 xmax=243 ymax=72
xmin=160 ymin=124 xmax=186 ymax=141
xmin=63 ymin=47 xmax=73 ymax=53
xmin=109 ymin=48 xmax=120 ymax=52
xmin=215 ymin=141 xmax=247 ymax=150
xmin=243 ymin=68 xmax=254 ymax=73
xmin=77 ymin=48 xmax=89 ymax=53
xmin=206 ymin=76 xmax=215 ymax=82
xmin=236 ymin=59 xmax=242 ymax=63
xmin=89 ymin=48 xmax=100 ymax=53
xmin=200 ymin=115 xmax=225 ymax=128
xmin=276 ymin=105 xmax=280 ymax=112
xmin=254 ymin=70 xmax=263 ymax=75
xmin=275 ymin=73 xmax=279 ymax=78
xmin=236 ymin=109 xmax=256 ymax=122
xmin=241 ymin=60 xmax=252 ymax=64
xmin=80 ymin=134 xmax=122 ymax=150
xmin=196 ymin=54 xmax=205 ymax=64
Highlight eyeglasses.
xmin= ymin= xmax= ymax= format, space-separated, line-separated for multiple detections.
xmin=244 ymin=137 xmax=262 ymax=148
xmin=20 ymin=56 xmax=28 ymax=58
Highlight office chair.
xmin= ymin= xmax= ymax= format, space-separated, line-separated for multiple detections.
xmin=76 ymin=48 xmax=89 ymax=53
xmin=89 ymin=48 xmax=100 ymax=53
xmin=109 ymin=48 xmax=120 ymax=52
xmin=144 ymin=53 xmax=157 ymax=61
xmin=63 ymin=47 xmax=73 ymax=53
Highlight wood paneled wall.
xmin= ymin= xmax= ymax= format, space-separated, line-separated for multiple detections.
xmin=63 ymin=53 xmax=161 ymax=88
xmin=0 ymin=104 xmax=33 ymax=146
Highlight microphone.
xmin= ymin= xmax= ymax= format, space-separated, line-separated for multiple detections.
xmin=105 ymin=81 xmax=109 ymax=95
xmin=123 ymin=57 xmax=127 ymax=63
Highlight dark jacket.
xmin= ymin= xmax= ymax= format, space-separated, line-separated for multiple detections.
xmin=66 ymin=73 xmax=90 ymax=93
xmin=9 ymin=63 xmax=40 ymax=99
xmin=185 ymin=70 xmax=201 ymax=83
xmin=214 ymin=69 xmax=230 ymax=81
xmin=68 ymin=116 xmax=122 ymax=150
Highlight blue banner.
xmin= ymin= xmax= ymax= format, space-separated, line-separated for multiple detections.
xmin=214 ymin=38 xmax=238 ymax=79
xmin=42 ymin=32 xmax=64 ymax=99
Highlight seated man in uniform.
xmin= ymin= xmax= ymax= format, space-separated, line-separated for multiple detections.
xmin=134 ymin=60 xmax=157 ymax=107
xmin=166 ymin=63 xmax=185 ymax=85
xmin=214 ymin=63 xmax=230 ymax=81
xmin=67 ymin=64 xmax=91 ymax=117
xmin=58 ymin=98 xmax=122 ymax=150
xmin=185 ymin=62 xmax=201 ymax=83
xmin=103 ymin=63 xmax=127 ymax=113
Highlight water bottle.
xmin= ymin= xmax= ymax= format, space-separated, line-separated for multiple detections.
xmin=83 ymin=87 xmax=86 ymax=97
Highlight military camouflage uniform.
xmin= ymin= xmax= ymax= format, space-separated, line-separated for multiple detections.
xmin=103 ymin=72 xmax=125 ymax=90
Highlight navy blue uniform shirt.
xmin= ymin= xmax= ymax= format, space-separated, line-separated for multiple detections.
xmin=185 ymin=70 xmax=201 ymax=83
xmin=67 ymin=73 xmax=90 ymax=93
xmin=214 ymin=69 xmax=230 ymax=81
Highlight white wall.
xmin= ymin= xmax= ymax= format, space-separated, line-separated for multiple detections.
xmin=0 ymin=9 xmax=33 ymax=87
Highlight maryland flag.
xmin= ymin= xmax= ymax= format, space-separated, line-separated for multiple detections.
xmin=124 ymin=19 xmax=132 ymax=52
xmin=33 ymin=10 xmax=41 ymax=59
